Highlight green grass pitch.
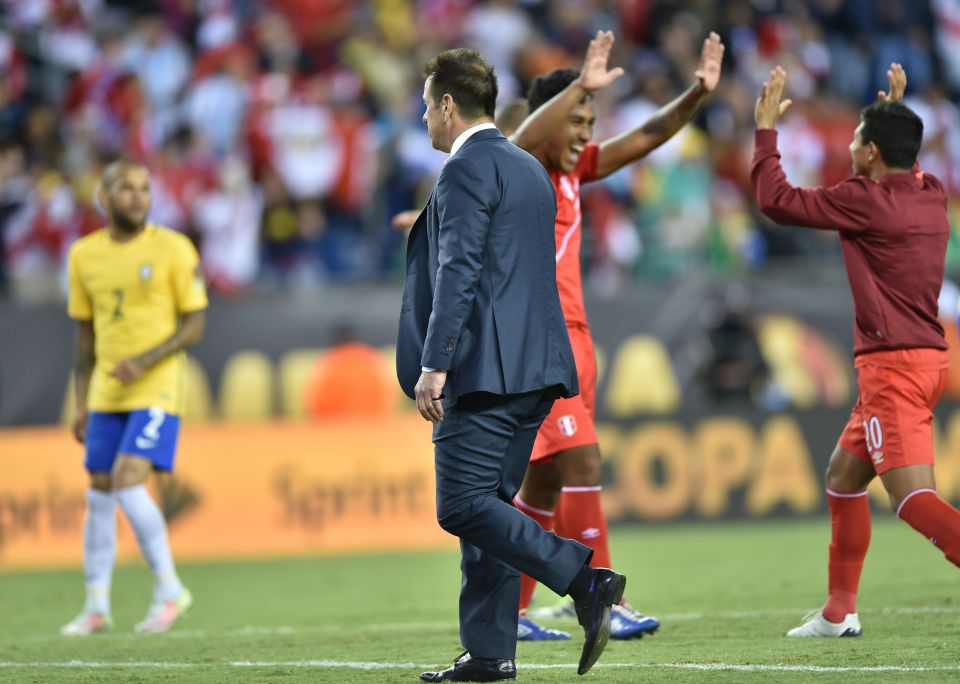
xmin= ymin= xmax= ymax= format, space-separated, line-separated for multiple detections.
xmin=1 ymin=516 xmax=957 ymax=683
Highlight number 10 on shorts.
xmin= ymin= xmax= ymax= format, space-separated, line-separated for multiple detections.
xmin=863 ymin=415 xmax=884 ymax=464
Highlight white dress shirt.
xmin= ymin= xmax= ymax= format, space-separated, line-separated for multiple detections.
xmin=449 ymin=121 xmax=498 ymax=157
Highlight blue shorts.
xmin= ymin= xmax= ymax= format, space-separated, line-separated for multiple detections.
xmin=85 ymin=408 xmax=181 ymax=473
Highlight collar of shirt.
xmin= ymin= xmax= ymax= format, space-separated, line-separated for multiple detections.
xmin=449 ymin=122 xmax=498 ymax=157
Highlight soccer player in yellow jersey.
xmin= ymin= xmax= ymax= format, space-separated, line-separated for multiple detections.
xmin=60 ymin=161 xmax=207 ymax=636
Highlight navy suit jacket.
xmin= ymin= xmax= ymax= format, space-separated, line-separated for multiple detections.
xmin=396 ymin=128 xmax=578 ymax=402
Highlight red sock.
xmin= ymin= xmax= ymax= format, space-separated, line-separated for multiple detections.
xmin=822 ymin=489 xmax=871 ymax=623
xmin=555 ymin=486 xmax=611 ymax=569
xmin=897 ymin=489 xmax=960 ymax=567
xmin=514 ymin=495 xmax=556 ymax=613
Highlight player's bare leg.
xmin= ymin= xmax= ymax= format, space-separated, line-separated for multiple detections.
xmin=882 ymin=464 xmax=960 ymax=566
xmin=788 ymin=445 xmax=874 ymax=637
xmin=113 ymin=454 xmax=192 ymax=633
xmin=61 ymin=472 xmax=116 ymax=636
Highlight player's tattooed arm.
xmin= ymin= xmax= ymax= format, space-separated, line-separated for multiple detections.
xmin=595 ymin=32 xmax=724 ymax=179
xmin=639 ymin=83 xmax=710 ymax=138
xmin=111 ymin=310 xmax=206 ymax=384
xmin=72 ymin=321 xmax=95 ymax=442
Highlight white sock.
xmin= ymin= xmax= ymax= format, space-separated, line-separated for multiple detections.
xmin=115 ymin=484 xmax=183 ymax=602
xmin=83 ymin=489 xmax=116 ymax=615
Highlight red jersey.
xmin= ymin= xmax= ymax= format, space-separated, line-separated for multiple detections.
xmin=751 ymin=129 xmax=948 ymax=356
xmin=549 ymin=142 xmax=599 ymax=327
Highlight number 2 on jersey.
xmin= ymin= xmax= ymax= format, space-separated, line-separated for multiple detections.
xmin=111 ymin=288 xmax=124 ymax=320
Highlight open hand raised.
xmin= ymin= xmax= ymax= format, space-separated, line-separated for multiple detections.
xmin=755 ymin=66 xmax=793 ymax=129
xmin=576 ymin=30 xmax=625 ymax=92
xmin=695 ymin=32 xmax=725 ymax=92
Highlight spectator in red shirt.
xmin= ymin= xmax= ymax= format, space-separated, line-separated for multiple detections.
xmin=752 ymin=63 xmax=960 ymax=638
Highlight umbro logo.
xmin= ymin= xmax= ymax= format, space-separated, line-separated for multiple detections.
xmin=581 ymin=527 xmax=601 ymax=539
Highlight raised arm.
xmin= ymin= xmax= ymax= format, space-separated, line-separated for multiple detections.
xmin=752 ymin=66 xmax=870 ymax=231
xmin=509 ymin=30 xmax=624 ymax=152
xmin=594 ymin=32 xmax=724 ymax=179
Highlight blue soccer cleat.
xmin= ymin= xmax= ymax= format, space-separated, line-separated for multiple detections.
xmin=610 ymin=604 xmax=660 ymax=639
xmin=517 ymin=616 xmax=571 ymax=641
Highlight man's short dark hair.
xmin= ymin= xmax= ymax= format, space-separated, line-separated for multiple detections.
xmin=424 ymin=48 xmax=497 ymax=120
xmin=859 ymin=101 xmax=923 ymax=169
xmin=527 ymin=68 xmax=589 ymax=113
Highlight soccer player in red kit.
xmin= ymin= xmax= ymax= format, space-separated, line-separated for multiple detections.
xmin=753 ymin=64 xmax=960 ymax=637
xmin=506 ymin=31 xmax=724 ymax=640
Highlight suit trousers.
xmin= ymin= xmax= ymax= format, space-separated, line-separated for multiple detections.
xmin=433 ymin=387 xmax=593 ymax=659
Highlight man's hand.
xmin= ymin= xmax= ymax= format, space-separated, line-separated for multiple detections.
xmin=754 ymin=66 xmax=793 ymax=130
xmin=71 ymin=406 xmax=88 ymax=443
xmin=414 ymin=369 xmax=447 ymax=423
xmin=877 ymin=62 xmax=906 ymax=102
xmin=392 ymin=209 xmax=421 ymax=232
xmin=111 ymin=357 xmax=146 ymax=384
xmin=695 ymin=31 xmax=725 ymax=93
xmin=575 ymin=30 xmax=625 ymax=92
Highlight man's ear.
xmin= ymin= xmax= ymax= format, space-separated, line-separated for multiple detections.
xmin=867 ymin=141 xmax=880 ymax=163
xmin=442 ymin=93 xmax=455 ymax=120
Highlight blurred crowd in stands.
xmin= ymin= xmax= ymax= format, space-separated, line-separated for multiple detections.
xmin=2 ymin=0 xmax=960 ymax=302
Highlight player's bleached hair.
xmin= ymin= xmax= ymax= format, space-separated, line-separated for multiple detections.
xmin=423 ymin=48 xmax=498 ymax=120
xmin=100 ymin=160 xmax=148 ymax=189
xmin=527 ymin=68 xmax=591 ymax=113
xmin=859 ymin=101 xmax=924 ymax=169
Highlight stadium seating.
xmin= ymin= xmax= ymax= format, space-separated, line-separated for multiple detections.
xmin=219 ymin=351 xmax=274 ymax=421
xmin=604 ymin=335 xmax=681 ymax=416
xmin=278 ymin=349 xmax=324 ymax=419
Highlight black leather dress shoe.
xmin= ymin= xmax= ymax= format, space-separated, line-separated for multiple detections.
xmin=574 ymin=568 xmax=627 ymax=675
xmin=419 ymin=651 xmax=516 ymax=682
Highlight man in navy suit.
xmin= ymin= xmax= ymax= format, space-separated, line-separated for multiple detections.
xmin=397 ymin=48 xmax=627 ymax=681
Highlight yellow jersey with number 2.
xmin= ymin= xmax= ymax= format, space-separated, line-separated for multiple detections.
xmin=67 ymin=224 xmax=208 ymax=415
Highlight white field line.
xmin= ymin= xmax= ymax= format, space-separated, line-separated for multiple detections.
xmin=17 ymin=621 xmax=460 ymax=643
xmin=16 ymin=605 xmax=960 ymax=644
xmin=2 ymin=660 xmax=960 ymax=674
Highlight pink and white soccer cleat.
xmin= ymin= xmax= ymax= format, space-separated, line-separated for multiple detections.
xmin=134 ymin=587 xmax=193 ymax=634
xmin=60 ymin=610 xmax=114 ymax=636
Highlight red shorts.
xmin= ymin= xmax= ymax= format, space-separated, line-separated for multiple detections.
xmin=838 ymin=348 xmax=949 ymax=475
xmin=531 ymin=323 xmax=598 ymax=462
